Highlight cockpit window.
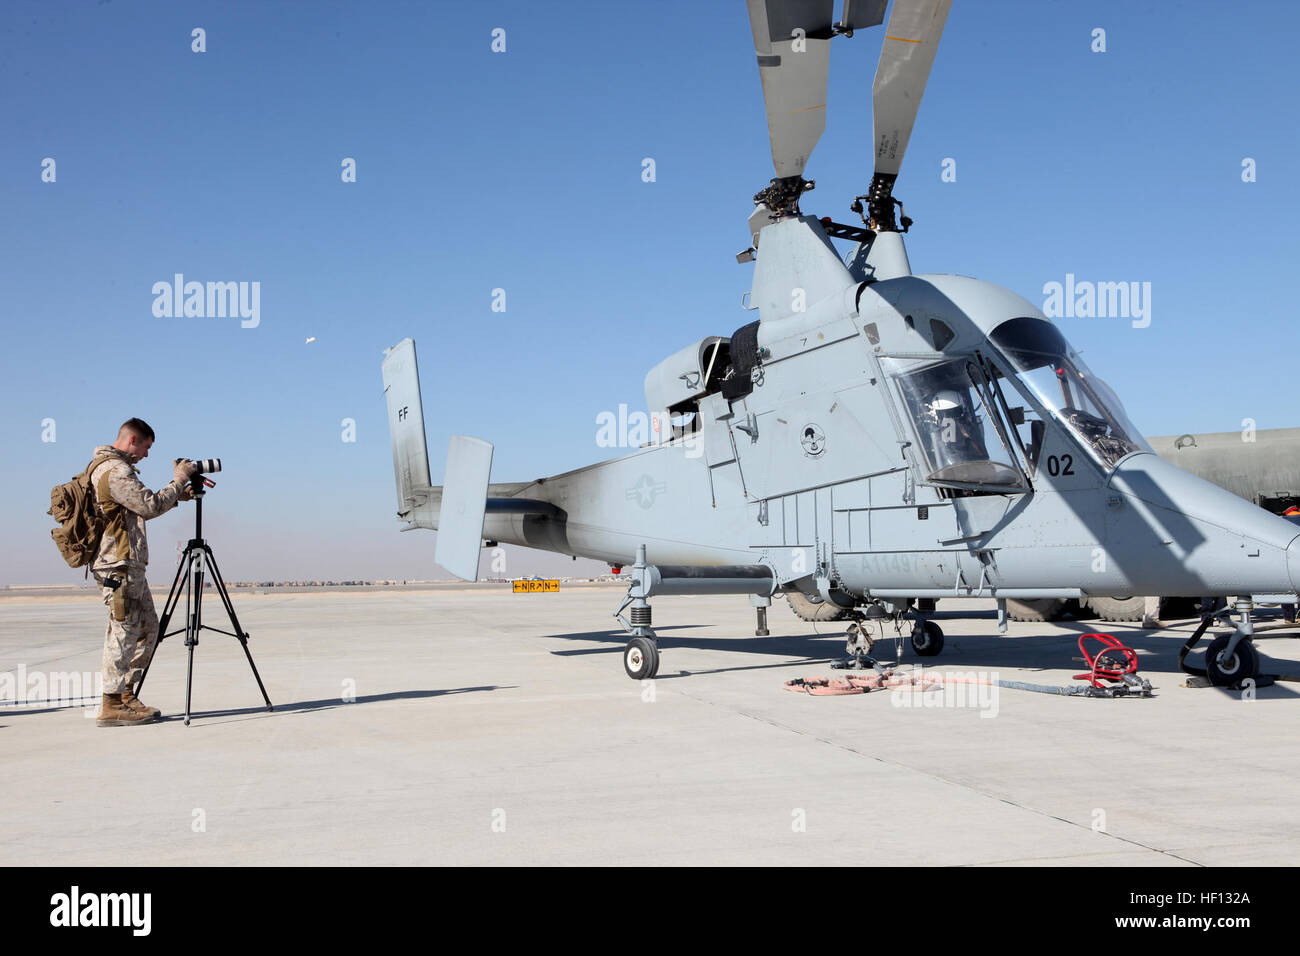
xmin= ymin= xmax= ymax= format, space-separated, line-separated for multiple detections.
xmin=885 ymin=356 xmax=1029 ymax=493
xmin=989 ymin=317 xmax=1150 ymax=469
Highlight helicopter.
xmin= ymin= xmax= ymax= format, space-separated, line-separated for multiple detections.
xmin=382 ymin=0 xmax=1300 ymax=687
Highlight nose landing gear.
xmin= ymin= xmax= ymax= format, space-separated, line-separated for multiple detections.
xmin=1180 ymin=598 xmax=1264 ymax=688
xmin=1203 ymin=633 xmax=1260 ymax=687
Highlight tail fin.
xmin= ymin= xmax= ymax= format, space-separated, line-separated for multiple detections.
xmin=382 ymin=338 xmax=435 ymax=529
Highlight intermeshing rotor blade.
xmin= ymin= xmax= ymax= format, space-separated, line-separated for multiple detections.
xmin=872 ymin=0 xmax=951 ymax=179
xmin=839 ymin=0 xmax=888 ymax=33
xmin=746 ymin=0 xmax=837 ymax=179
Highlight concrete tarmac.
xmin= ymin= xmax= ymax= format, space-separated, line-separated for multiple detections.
xmin=3 ymin=586 xmax=1299 ymax=866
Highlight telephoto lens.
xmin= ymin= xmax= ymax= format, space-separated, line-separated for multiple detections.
xmin=190 ymin=459 xmax=222 ymax=473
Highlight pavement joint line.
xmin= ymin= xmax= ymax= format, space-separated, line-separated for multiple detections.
xmin=962 ymin=847 xmax=1176 ymax=866
xmin=668 ymin=687 xmax=1206 ymax=867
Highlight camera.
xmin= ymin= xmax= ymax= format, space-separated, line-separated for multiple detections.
xmin=176 ymin=458 xmax=222 ymax=473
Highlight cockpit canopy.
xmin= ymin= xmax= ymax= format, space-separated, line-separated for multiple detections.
xmin=881 ymin=315 xmax=1151 ymax=494
xmin=988 ymin=317 xmax=1150 ymax=469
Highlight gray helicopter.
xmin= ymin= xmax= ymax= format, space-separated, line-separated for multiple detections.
xmin=382 ymin=0 xmax=1300 ymax=687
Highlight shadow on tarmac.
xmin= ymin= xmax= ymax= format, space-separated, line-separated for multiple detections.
xmin=166 ymin=686 xmax=512 ymax=723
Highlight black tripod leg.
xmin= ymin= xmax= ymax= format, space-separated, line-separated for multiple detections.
xmin=236 ymin=642 xmax=271 ymax=712
xmin=205 ymin=547 xmax=273 ymax=711
xmin=184 ymin=544 xmax=203 ymax=726
xmin=136 ymin=550 xmax=190 ymax=697
xmin=184 ymin=631 xmax=196 ymax=726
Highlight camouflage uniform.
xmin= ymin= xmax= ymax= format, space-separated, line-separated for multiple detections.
xmin=89 ymin=446 xmax=188 ymax=694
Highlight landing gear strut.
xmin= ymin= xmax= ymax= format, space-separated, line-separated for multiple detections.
xmin=615 ymin=576 xmax=660 ymax=680
xmin=1180 ymin=597 xmax=1264 ymax=688
xmin=837 ymin=599 xmax=946 ymax=669
xmin=612 ymin=544 xmax=778 ymax=681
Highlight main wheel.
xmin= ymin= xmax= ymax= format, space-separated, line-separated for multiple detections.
xmin=1204 ymin=634 xmax=1260 ymax=687
xmin=624 ymin=637 xmax=659 ymax=680
xmin=785 ymin=590 xmax=851 ymax=623
xmin=911 ymin=621 xmax=944 ymax=657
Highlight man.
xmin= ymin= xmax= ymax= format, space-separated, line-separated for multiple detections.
xmin=924 ymin=388 xmax=989 ymax=469
xmin=90 ymin=418 xmax=196 ymax=727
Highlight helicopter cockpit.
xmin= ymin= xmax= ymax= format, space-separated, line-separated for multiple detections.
xmin=987 ymin=317 xmax=1149 ymax=471
xmin=888 ymin=355 xmax=1030 ymax=493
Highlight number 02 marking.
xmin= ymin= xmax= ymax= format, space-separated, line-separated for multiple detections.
xmin=1046 ymin=454 xmax=1074 ymax=477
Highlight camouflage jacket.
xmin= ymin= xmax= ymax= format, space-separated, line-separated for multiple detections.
xmin=89 ymin=445 xmax=186 ymax=571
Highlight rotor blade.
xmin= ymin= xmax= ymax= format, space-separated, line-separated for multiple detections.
xmin=746 ymin=0 xmax=835 ymax=178
xmin=872 ymin=0 xmax=951 ymax=178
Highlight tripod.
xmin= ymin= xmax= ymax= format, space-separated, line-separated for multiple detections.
xmin=135 ymin=476 xmax=272 ymax=725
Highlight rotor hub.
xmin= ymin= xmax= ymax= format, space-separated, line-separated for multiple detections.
xmin=753 ymin=175 xmax=815 ymax=220
xmin=854 ymin=173 xmax=912 ymax=234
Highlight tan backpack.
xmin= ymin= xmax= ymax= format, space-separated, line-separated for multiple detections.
xmin=48 ymin=454 xmax=119 ymax=570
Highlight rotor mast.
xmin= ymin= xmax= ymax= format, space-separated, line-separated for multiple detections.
xmin=743 ymin=0 xmax=951 ymax=281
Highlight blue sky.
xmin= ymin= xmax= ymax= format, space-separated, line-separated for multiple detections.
xmin=3 ymin=0 xmax=1297 ymax=585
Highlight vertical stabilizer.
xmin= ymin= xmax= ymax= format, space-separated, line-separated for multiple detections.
xmin=382 ymin=338 xmax=434 ymax=528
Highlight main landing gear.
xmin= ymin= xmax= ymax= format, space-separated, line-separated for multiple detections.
xmin=910 ymin=619 xmax=945 ymax=657
xmin=612 ymin=544 xmax=779 ymax=681
xmin=838 ymin=598 xmax=944 ymax=670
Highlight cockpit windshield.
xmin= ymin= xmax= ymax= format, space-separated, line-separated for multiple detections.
xmin=886 ymin=356 xmax=1029 ymax=492
xmin=988 ymin=317 xmax=1150 ymax=469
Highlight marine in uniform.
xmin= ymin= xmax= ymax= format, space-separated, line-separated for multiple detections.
xmin=89 ymin=418 xmax=196 ymax=726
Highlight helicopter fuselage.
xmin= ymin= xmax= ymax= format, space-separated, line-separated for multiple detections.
xmin=473 ymin=217 xmax=1300 ymax=606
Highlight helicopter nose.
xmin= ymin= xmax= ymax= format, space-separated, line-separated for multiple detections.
xmin=1106 ymin=453 xmax=1300 ymax=597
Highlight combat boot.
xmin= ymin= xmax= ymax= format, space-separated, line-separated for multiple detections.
xmin=120 ymin=689 xmax=162 ymax=719
xmin=96 ymin=693 xmax=156 ymax=727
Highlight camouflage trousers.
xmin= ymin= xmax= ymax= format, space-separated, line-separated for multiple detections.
xmin=95 ymin=566 xmax=158 ymax=694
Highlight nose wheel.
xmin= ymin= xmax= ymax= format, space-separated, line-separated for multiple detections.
xmin=1205 ymin=634 xmax=1260 ymax=687
xmin=624 ymin=637 xmax=659 ymax=680
xmin=1179 ymin=598 xmax=1267 ymax=689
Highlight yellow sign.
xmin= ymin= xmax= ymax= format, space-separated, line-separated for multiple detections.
xmin=513 ymin=579 xmax=560 ymax=593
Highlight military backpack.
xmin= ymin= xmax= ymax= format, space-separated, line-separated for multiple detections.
xmin=48 ymin=453 xmax=119 ymax=570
